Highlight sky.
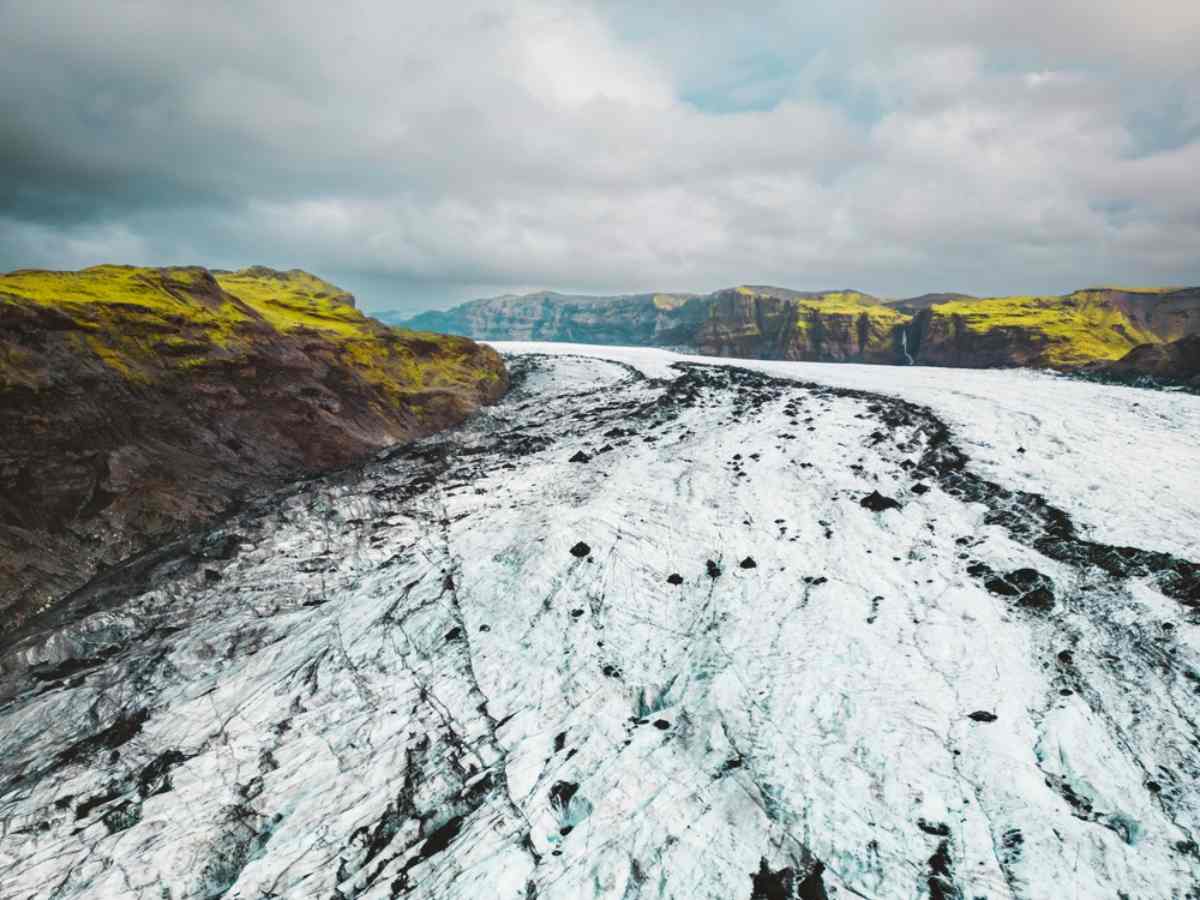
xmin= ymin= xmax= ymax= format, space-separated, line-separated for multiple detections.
xmin=2 ymin=0 xmax=1199 ymax=314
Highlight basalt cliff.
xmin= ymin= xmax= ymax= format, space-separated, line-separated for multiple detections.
xmin=397 ymin=284 xmax=1200 ymax=382
xmin=0 ymin=265 xmax=507 ymax=628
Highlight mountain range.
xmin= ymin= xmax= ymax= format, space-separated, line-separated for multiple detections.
xmin=388 ymin=284 xmax=1200 ymax=384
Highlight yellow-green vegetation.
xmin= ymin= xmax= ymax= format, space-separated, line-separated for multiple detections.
xmin=929 ymin=293 xmax=1159 ymax=366
xmin=213 ymin=267 xmax=366 ymax=336
xmin=796 ymin=291 xmax=880 ymax=312
xmin=651 ymin=293 xmax=688 ymax=310
xmin=728 ymin=287 xmax=908 ymax=331
xmin=797 ymin=296 xmax=905 ymax=321
xmin=0 ymin=265 xmax=501 ymax=401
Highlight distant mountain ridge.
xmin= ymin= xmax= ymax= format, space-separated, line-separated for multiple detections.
xmin=388 ymin=283 xmax=1200 ymax=382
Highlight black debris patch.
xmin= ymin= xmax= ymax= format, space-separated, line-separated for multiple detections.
xmin=444 ymin=626 xmax=463 ymax=642
xmin=720 ymin=755 xmax=745 ymax=774
xmin=918 ymin=819 xmax=951 ymax=837
xmin=798 ymin=863 xmax=829 ymax=900
xmin=28 ymin=647 xmax=119 ymax=684
xmin=569 ymin=542 xmax=591 ymax=559
xmin=553 ymin=732 xmax=567 ymax=753
xmin=750 ymin=859 xmax=795 ymax=900
xmin=568 ymin=451 xmax=591 ymax=464
xmin=137 ymin=749 xmax=187 ymax=799
xmin=977 ymin=566 xmax=1057 ymax=612
xmin=666 ymin=573 xmax=684 ymax=586
xmin=968 ymin=710 xmax=997 ymax=723
xmin=387 ymin=813 xmax=468 ymax=894
xmin=101 ymin=799 xmax=142 ymax=835
xmin=749 ymin=858 xmax=829 ymax=900
xmin=706 ymin=559 xmax=722 ymax=579
xmin=926 ymin=839 xmax=959 ymax=900
xmin=739 ymin=557 xmax=758 ymax=569
xmin=652 ymin=719 xmax=670 ymax=730
xmin=75 ymin=785 xmax=123 ymax=821
xmin=867 ymin=595 xmax=883 ymax=624
xmin=549 ymin=781 xmax=579 ymax=812
xmin=860 ymin=490 xmax=902 ymax=512
xmin=417 ymin=815 xmax=464 ymax=861
xmin=601 ymin=664 xmax=622 ymax=678
xmin=911 ymin=483 xmax=930 ymax=495
xmin=55 ymin=709 xmax=151 ymax=770
xmin=1000 ymin=828 xmax=1024 ymax=866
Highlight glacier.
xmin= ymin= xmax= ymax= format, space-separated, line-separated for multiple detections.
xmin=1 ymin=343 xmax=1199 ymax=899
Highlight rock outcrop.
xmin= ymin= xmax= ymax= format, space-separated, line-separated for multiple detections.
xmin=396 ymin=284 xmax=1200 ymax=372
xmin=0 ymin=265 xmax=507 ymax=628
xmin=1088 ymin=333 xmax=1200 ymax=387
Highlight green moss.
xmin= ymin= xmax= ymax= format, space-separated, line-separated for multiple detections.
xmin=930 ymin=293 xmax=1158 ymax=366
xmin=1 ymin=265 xmax=502 ymax=401
xmin=214 ymin=268 xmax=366 ymax=337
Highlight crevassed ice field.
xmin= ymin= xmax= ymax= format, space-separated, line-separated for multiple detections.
xmin=2 ymin=343 xmax=1199 ymax=899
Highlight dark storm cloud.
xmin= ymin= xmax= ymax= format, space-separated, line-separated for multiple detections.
xmin=2 ymin=0 xmax=1199 ymax=314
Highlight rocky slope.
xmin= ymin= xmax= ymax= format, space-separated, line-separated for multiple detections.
xmin=1 ymin=345 xmax=1198 ymax=898
xmin=398 ymin=284 xmax=1200 ymax=372
xmin=0 ymin=265 xmax=507 ymax=629
xmin=1086 ymin=334 xmax=1200 ymax=388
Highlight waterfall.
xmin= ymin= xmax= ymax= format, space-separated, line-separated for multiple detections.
xmin=901 ymin=328 xmax=914 ymax=365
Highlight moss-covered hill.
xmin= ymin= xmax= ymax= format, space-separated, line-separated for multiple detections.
xmin=909 ymin=287 xmax=1199 ymax=368
xmin=0 ymin=265 xmax=507 ymax=629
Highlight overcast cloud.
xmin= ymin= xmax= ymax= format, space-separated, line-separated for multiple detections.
xmin=2 ymin=0 xmax=1198 ymax=313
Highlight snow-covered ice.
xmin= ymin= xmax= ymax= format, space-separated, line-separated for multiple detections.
xmin=1 ymin=345 xmax=1198 ymax=898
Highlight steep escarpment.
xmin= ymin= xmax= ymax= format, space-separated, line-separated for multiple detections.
xmin=401 ymin=284 xmax=1200 ymax=373
xmin=402 ymin=286 xmax=911 ymax=362
xmin=398 ymin=290 xmax=705 ymax=346
xmin=910 ymin=289 xmax=1180 ymax=368
xmin=0 ymin=265 xmax=507 ymax=627
xmin=693 ymin=287 xmax=907 ymax=362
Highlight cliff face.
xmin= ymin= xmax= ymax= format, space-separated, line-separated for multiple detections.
xmin=0 ymin=265 xmax=507 ymax=628
xmin=398 ymin=284 xmax=1200 ymax=374
xmin=401 ymin=291 xmax=706 ymax=347
xmin=692 ymin=288 xmax=907 ymax=362
xmin=911 ymin=290 xmax=1183 ymax=368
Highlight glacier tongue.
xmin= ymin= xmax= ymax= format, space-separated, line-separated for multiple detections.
xmin=2 ymin=348 xmax=1199 ymax=899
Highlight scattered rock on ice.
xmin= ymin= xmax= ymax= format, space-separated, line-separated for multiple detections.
xmin=860 ymin=490 xmax=902 ymax=512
